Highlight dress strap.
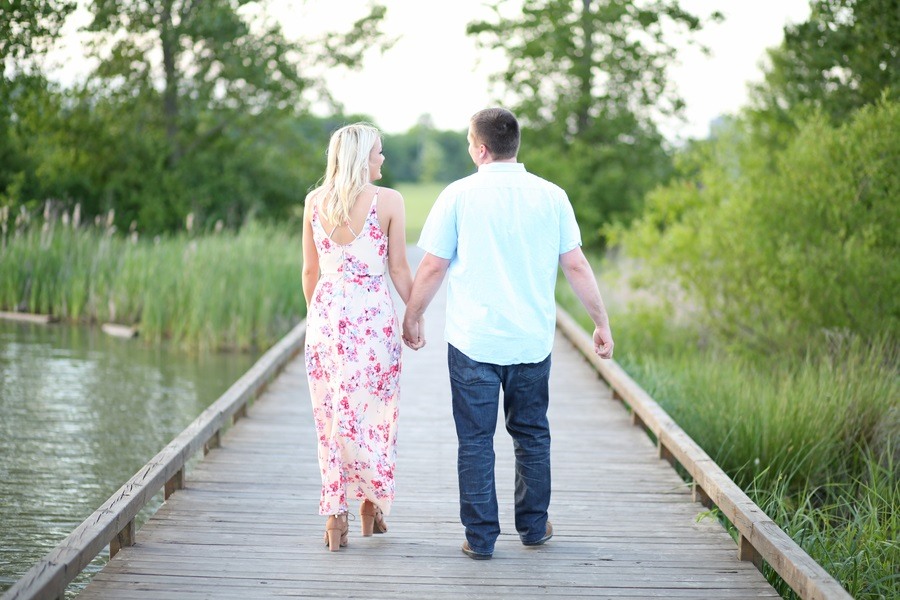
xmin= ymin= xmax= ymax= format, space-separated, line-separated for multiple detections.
xmin=329 ymin=222 xmax=359 ymax=240
xmin=321 ymin=191 xmax=377 ymax=243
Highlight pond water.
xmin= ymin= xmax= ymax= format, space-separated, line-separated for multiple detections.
xmin=0 ymin=319 xmax=259 ymax=595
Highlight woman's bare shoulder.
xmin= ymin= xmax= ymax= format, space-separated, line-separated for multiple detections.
xmin=376 ymin=186 xmax=404 ymax=206
xmin=305 ymin=186 xmax=326 ymax=203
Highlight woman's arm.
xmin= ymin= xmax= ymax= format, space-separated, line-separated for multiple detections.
xmin=301 ymin=194 xmax=321 ymax=308
xmin=381 ymin=189 xmax=414 ymax=304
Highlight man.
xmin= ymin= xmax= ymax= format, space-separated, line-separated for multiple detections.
xmin=402 ymin=107 xmax=613 ymax=560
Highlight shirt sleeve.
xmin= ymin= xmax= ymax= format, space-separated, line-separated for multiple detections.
xmin=558 ymin=191 xmax=582 ymax=254
xmin=417 ymin=187 xmax=458 ymax=260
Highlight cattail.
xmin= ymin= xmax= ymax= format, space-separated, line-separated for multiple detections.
xmin=16 ymin=206 xmax=28 ymax=229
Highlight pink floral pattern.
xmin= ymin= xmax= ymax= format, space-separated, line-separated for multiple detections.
xmin=305 ymin=194 xmax=401 ymax=516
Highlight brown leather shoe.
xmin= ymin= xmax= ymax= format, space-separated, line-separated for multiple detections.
xmin=522 ymin=521 xmax=553 ymax=546
xmin=462 ymin=541 xmax=492 ymax=560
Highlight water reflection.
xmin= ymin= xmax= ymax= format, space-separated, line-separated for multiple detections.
xmin=0 ymin=320 xmax=259 ymax=593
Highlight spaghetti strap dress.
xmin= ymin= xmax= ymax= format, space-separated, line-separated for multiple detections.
xmin=304 ymin=193 xmax=401 ymax=516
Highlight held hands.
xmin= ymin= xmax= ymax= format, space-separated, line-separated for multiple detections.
xmin=402 ymin=314 xmax=426 ymax=350
xmin=593 ymin=324 xmax=614 ymax=360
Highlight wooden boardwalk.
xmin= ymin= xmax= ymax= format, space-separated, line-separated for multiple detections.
xmin=77 ymin=280 xmax=778 ymax=599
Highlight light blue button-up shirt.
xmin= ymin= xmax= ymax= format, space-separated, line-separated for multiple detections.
xmin=417 ymin=162 xmax=582 ymax=365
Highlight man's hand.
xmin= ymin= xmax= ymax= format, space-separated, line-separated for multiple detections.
xmin=401 ymin=253 xmax=449 ymax=352
xmin=402 ymin=315 xmax=425 ymax=350
xmin=593 ymin=324 xmax=614 ymax=359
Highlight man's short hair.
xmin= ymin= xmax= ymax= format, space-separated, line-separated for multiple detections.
xmin=470 ymin=108 xmax=520 ymax=159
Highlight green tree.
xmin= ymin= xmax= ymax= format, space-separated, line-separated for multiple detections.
xmin=615 ymin=99 xmax=900 ymax=350
xmin=71 ymin=0 xmax=390 ymax=230
xmin=749 ymin=0 xmax=900 ymax=146
xmin=468 ymin=0 xmax=717 ymax=245
xmin=1 ymin=1 xmax=78 ymax=210
xmin=2 ymin=2 xmax=391 ymax=232
xmin=382 ymin=116 xmax=471 ymax=183
xmin=0 ymin=0 xmax=77 ymax=63
xmin=433 ymin=129 xmax=474 ymax=181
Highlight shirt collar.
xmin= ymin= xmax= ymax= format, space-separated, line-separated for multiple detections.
xmin=477 ymin=162 xmax=526 ymax=173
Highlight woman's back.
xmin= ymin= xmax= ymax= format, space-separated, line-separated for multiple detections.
xmin=310 ymin=190 xmax=388 ymax=278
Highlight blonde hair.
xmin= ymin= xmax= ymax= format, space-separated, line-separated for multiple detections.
xmin=319 ymin=123 xmax=381 ymax=225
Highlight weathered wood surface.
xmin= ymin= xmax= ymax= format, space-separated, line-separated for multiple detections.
xmin=0 ymin=311 xmax=55 ymax=324
xmin=77 ymin=278 xmax=778 ymax=599
xmin=100 ymin=323 xmax=139 ymax=339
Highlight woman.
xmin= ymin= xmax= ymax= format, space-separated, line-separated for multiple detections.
xmin=302 ymin=123 xmax=417 ymax=552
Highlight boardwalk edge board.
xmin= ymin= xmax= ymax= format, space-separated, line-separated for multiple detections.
xmin=554 ymin=306 xmax=852 ymax=600
xmin=2 ymin=321 xmax=308 ymax=600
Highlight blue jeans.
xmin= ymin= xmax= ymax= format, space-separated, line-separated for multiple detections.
xmin=448 ymin=344 xmax=552 ymax=555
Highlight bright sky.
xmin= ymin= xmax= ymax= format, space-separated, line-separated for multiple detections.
xmin=52 ymin=1 xmax=812 ymax=141
xmin=276 ymin=0 xmax=811 ymax=141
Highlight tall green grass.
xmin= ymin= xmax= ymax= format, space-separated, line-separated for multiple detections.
xmin=0 ymin=184 xmax=442 ymax=351
xmin=0 ymin=219 xmax=303 ymax=351
xmin=557 ymin=270 xmax=898 ymax=599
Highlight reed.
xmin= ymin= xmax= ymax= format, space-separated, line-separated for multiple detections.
xmin=0 ymin=209 xmax=304 ymax=352
xmin=749 ymin=450 xmax=898 ymax=599
xmin=557 ymin=278 xmax=898 ymax=599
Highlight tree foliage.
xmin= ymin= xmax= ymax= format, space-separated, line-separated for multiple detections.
xmin=468 ymin=0 xmax=716 ymax=245
xmin=0 ymin=2 xmax=390 ymax=233
xmin=615 ymin=99 xmax=899 ymax=350
xmin=0 ymin=0 xmax=77 ymax=63
xmin=749 ymin=0 xmax=900 ymax=146
xmin=1 ymin=1 xmax=77 ymax=213
xmin=383 ymin=116 xmax=471 ymax=183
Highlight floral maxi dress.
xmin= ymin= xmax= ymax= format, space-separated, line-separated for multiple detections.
xmin=305 ymin=193 xmax=401 ymax=517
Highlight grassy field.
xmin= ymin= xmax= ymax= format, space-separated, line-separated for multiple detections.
xmin=396 ymin=182 xmax=445 ymax=240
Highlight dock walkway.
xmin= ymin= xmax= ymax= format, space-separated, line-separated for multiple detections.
xmin=78 ymin=281 xmax=777 ymax=599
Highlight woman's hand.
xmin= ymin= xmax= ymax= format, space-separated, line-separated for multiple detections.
xmin=402 ymin=315 xmax=426 ymax=350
